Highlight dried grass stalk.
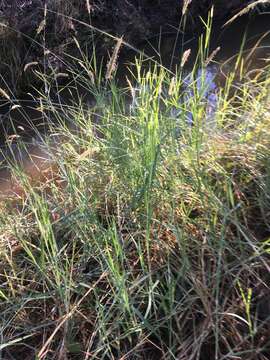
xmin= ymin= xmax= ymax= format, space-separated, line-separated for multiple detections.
xmin=224 ymin=0 xmax=270 ymax=26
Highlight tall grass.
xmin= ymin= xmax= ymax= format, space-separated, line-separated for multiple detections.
xmin=0 ymin=15 xmax=270 ymax=360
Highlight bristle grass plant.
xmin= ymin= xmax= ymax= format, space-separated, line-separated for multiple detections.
xmin=0 ymin=11 xmax=270 ymax=360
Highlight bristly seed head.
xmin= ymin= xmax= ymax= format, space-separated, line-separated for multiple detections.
xmin=181 ymin=49 xmax=191 ymax=68
xmin=182 ymin=0 xmax=192 ymax=15
xmin=106 ymin=37 xmax=123 ymax=81
xmin=205 ymin=46 xmax=221 ymax=66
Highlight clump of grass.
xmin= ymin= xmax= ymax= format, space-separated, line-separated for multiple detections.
xmin=0 ymin=24 xmax=270 ymax=360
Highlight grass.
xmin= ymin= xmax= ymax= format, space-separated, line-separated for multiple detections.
xmin=0 ymin=11 xmax=270 ymax=360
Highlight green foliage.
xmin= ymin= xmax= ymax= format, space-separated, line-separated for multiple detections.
xmin=0 ymin=19 xmax=270 ymax=359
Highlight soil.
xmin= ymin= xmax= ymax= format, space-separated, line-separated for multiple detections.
xmin=0 ymin=0 xmax=265 ymax=94
xmin=0 ymin=1 xmax=251 ymax=40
